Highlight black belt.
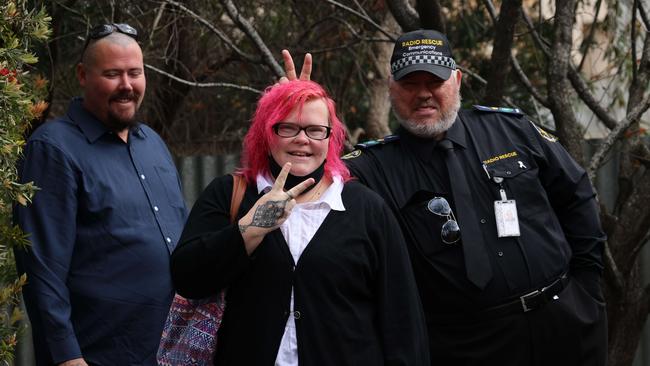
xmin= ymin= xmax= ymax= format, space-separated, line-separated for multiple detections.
xmin=428 ymin=273 xmax=569 ymax=324
xmin=477 ymin=273 xmax=569 ymax=319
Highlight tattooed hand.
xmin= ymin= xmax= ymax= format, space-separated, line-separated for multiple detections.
xmin=239 ymin=199 xmax=288 ymax=233
xmin=238 ymin=162 xmax=314 ymax=254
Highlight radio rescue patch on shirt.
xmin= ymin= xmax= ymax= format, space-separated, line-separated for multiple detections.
xmin=482 ymin=151 xmax=519 ymax=165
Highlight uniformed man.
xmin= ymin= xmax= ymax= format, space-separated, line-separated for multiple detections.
xmin=339 ymin=29 xmax=608 ymax=366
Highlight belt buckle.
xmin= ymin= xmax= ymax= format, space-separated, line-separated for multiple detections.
xmin=520 ymin=290 xmax=540 ymax=312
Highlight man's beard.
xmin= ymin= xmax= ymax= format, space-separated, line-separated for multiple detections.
xmin=392 ymin=90 xmax=461 ymax=139
xmin=105 ymin=92 xmax=141 ymax=131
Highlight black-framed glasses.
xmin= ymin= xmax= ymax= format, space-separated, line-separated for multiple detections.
xmin=272 ymin=122 xmax=331 ymax=140
xmin=427 ymin=197 xmax=461 ymax=244
xmin=81 ymin=23 xmax=138 ymax=58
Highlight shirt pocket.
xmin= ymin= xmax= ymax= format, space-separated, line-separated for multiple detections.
xmin=487 ymin=158 xmax=531 ymax=180
xmin=400 ymin=191 xmax=463 ymax=258
xmin=153 ymin=165 xmax=186 ymax=208
xmin=486 ymin=157 xmax=549 ymax=217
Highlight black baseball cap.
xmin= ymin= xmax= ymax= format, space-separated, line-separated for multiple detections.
xmin=390 ymin=29 xmax=456 ymax=81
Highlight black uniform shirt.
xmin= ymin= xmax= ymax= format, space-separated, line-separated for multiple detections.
xmin=345 ymin=108 xmax=605 ymax=315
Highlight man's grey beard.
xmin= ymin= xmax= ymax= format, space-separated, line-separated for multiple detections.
xmin=392 ymin=90 xmax=462 ymax=139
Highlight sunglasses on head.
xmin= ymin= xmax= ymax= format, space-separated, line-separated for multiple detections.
xmin=89 ymin=23 xmax=138 ymax=40
xmin=81 ymin=23 xmax=138 ymax=58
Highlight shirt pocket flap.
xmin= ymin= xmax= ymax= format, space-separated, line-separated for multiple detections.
xmin=487 ymin=158 xmax=530 ymax=179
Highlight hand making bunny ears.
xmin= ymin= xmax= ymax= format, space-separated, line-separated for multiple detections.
xmin=278 ymin=49 xmax=313 ymax=84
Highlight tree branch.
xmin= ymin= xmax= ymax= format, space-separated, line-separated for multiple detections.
xmin=144 ymin=63 xmax=261 ymax=93
xmin=605 ymin=241 xmax=625 ymax=293
xmin=163 ymin=0 xmax=258 ymax=63
xmin=633 ymin=0 xmax=639 ymax=81
xmin=567 ymin=70 xmax=618 ymax=129
xmin=326 ymin=0 xmax=397 ymax=40
xmin=638 ymin=0 xmax=649 ymax=31
xmin=300 ymin=15 xmax=392 ymax=54
xmin=219 ymin=0 xmax=284 ymax=77
xmin=510 ymin=53 xmax=549 ymax=107
xmin=628 ymin=20 xmax=650 ymax=113
xmin=521 ymin=6 xmax=619 ymax=130
xmin=482 ymin=0 xmax=548 ymax=106
xmin=547 ymin=0 xmax=584 ymax=162
xmin=148 ymin=1 xmax=166 ymax=45
xmin=416 ymin=0 xmax=445 ymax=32
xmin=483 ymin=0 xmax=522 ymax=105
xmin=577 ymin=0 xmax=603 ymax=72
xmin=458 ymin=65 xmax=487 ymax=84
xmin=384 ymin=0 xmax=419 ymax=31
xmin=520 ymin=7 xmax=551 ymax=57
xmin=587 ymin=92 xmax=650 ymax=180
xmin=629 ymin=229 xmax=650 ymax=272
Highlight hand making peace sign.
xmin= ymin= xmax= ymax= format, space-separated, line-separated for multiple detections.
xmin=238 ymin=162 xmax=315 ymax=254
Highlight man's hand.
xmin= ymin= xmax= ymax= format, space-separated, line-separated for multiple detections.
xmin=278 ymin=49 xmax=312 ymax=84
xmin=59 ymin=358 xmax=89 ymax=366
xmin=238 ymin=162 xmax=314 ymax=254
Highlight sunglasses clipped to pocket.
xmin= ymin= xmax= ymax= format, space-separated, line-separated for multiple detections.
xmin=426 ymin=197 xmax=461 ymax=244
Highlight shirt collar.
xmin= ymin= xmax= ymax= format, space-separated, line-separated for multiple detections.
xmin=67 ymin=97 xmax=146 ymax=143
xmin=256 ymin=174 xmax=346 ymax=211
xmin=444 ymin=113 xmax=467 ymax=149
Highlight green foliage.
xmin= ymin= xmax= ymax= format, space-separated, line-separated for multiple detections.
xmin=0 ymin=0 xmax=50 ymax=362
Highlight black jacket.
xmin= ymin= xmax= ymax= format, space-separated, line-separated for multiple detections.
xmin=171 ymin=175 xmax=429 ymax=366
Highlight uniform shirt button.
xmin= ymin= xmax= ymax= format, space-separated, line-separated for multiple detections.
xmin=166 ymin=237 xmax=172 ymax=243
xmin=140 ymin=174 xmax=146 ymax=180
xmin=497 ymin=251 xmax=504 ymax=257
xmin=480 ymin=218 xmax=487 ymax=224
xmin=506 ymin=171 xmax=512 ymax=175
xmin=293 ymin=310 xmax=301 ymax=319
xmin=153 ymin=206 xmax=159 ymax=212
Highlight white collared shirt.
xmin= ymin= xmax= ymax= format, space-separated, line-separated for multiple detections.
xmin=255 ymin=174 xmax=345 ymax=366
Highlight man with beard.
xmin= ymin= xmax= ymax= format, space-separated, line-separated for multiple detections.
xmin=325 ymin=29 xmax=607 ymax=365
xmin=14 ymin=24 xmax=187 ymax=366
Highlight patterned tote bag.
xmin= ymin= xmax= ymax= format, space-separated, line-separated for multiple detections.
xmin=157 ymin=174 xmax=246 ymax=365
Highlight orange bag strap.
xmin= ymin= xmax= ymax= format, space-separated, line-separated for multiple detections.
xmin=229 ymin=174 xmax=247 ymax=223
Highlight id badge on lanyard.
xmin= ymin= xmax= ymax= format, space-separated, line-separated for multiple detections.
xmin=492 ymin=176 xmax=521 ymax=237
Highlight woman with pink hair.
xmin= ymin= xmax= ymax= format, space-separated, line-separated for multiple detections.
xmin=171 ymin=80 xmax=428 ymax=366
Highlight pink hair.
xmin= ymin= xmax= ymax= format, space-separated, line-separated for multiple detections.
xmin=240 ymin=80 xmax=350 ymax=183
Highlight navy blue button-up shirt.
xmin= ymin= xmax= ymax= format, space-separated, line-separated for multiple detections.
xmin=14 ymin=98 xmax=187 ymax=365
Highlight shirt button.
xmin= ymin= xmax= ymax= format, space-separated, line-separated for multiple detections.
xmin=154 ymin=206 xmax=159 ymax=212
xmin=480 ymin=218 xmax=487 ymax=224
xmin=293 ymin=310 xmax=301 ymax=319
xmin=506 ymin=171 xmax=512 ymax=175
xmin=140 ymin=174 xmax=146 ymax=180
xmin=166 ymin=237 xmax=172 ymax=243
xmin=497 ymin=251 xmax=504 ymax=257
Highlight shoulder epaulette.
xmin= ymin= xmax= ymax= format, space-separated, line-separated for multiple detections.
xmin=529 ymin=120 xmax=558 ymax=142
xmin=354 ymin=134 xmax=400 ymax=149
xmin=473 ymin=105 xmax=523 ymax=116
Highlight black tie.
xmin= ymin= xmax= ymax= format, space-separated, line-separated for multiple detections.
xmin=438 ymin=139 xmax=493 ymax=289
